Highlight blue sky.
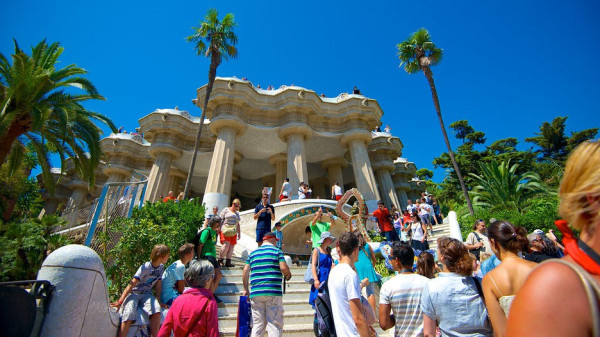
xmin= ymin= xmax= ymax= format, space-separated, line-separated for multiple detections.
xmin=2 ymin=0 xmax=599 ymax=182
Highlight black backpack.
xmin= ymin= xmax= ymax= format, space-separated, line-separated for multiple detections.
xmin=314 ymin=282 xmax=336 ymax=337
xmin=193 ymin=228 xmax=211 ymax=258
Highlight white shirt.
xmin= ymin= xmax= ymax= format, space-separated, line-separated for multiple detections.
xmin=281 ymin=181 xmax=290 ymax=196
xmin=329 ymin=263 xmax=361 ymax=336
xmin=411 ymin=222 xmax=425 ymax=241
xmin=333 ymin=185 xmax=343 ymax=196
xmin=380 ymin=273 xmax=429 ymax=337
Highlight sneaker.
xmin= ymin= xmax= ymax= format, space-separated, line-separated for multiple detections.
xmin=225 ymin=259 xmax=235 ymax=267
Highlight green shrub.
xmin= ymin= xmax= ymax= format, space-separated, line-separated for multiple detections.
xmin=102 ymin=200 xmax=204 ymax=300
xmin=0 ymin=216 xmax=72 ymax=281
xmin=455 ymin=196 xmax=561 ymax=240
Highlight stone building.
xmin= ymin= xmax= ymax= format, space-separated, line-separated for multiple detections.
xmin=40 ymin=77 xmax=425 ymax=215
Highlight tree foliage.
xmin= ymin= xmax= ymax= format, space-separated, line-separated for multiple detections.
xmin=469 ymin=160 xmax=552 ymax=213
xmin=0 ymin=40 xmax=116 ymax=193
xmin=102 ymin=200 xmax=204 ymax=300
xmin=525 ymin=116 xmax=597 ymax=163
xmin=0 ymin=215 xmax=72 ymax=281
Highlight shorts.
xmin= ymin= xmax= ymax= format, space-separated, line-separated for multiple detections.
xmin=382 ymin=230 xmax=400 ymax=242
xmin=256 ymin=228 xmax=270 ymax=243
xmin=364 ymin=283 xmax=375 ymax=297
xmin=421 ymin=214 xmax=431 ymax=225
xmin=220 ymin=231 xmax=237 ymax=245
xmin=335 ymin=195 xmax=342 ymax=201
xmin=202 ymin=255 xmax=220 ymax=269
xmin=121 ymin=293 xmax=161 ymax=322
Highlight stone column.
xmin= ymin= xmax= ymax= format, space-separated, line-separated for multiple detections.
xmin=202 ymin=120 xmax=246 ymax=212
xmin=341 ymin=131 xmax=380 ymax=211
xmin=279 ymin=126 xmax=311 ymax=200
xmin=397 ymin=189 xmax=408 ymax=210
xmin=270 ymin=154 xmax=287 ymax=196
xmin=376 ymin=168 xmax=400 ymax=210
xmin=103 ymin=164 xmax=131 ymax=183
xmin=322 ymin=158 xmax=347 ymax=194
xmin=67 ymin=180 xmax=89 ymax=209
xmin=145 ymin=153 xmax=173 ymax=202
xmin=167 ymin=169 xmax=187 ymax=195
xmin=39 ymin=199 xmax=59 ymax=218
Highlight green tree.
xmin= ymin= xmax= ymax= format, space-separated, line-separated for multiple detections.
xmin=0 ymin=215 xmax=72 ymax=281
xmin=397 ymin=28 xmax=474 ymax=215
xmin=183 ymin=9 xmax=238 ymax=198
xmin=468 ymin=160 xmax=552 ymax=213
xmin=525 ymin=116 xmax=598 ymax=163
xmin=103 ymin=200 xmax=203 ymax=299
xmin=415 ymin=168 xmax=433 ymax=180
xmin=0 ymin=40 xmax=116 ymax=192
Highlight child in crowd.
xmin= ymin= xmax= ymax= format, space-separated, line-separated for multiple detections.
xmin=161 ymin=243 xmax=194 ymax=306
xmin=111 ymin=244 xmax=170 ymax=337
xmin=273 ymin=222 xmax=284 ymax=250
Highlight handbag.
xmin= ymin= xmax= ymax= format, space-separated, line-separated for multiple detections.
xmin=360 ymin=295 xmax=377 ymax=326
xmin=222 ymin=223 xmax=238 ymax=237
xmin=304 ymin=248 xmax=319 ymax=284
xmin=236 ymin=296 xmax=252 ymax=337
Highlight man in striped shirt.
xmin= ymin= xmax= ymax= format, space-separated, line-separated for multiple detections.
xmin=242 ymin=232 xmax=292 ymax=337
xmin=379 ymin=241 xmax=430 ymax=336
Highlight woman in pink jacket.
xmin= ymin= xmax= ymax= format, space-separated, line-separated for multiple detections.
xmin=158 ymin=259 xmax=218 ymax=337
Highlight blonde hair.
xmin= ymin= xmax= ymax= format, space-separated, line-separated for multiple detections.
xmin=232 ymin=198 xmax=241 ymax=207
xmin=150 ymin=244 xmax=170 ymax=262
xmin=559 ymin=140 xmax=600 ymax=233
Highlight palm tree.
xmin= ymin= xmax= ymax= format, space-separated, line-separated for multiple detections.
xmin=183 ymin=9 xmax=238 ymax=198
xmin=0 ymin=40 xmax=115 ymax=192
xmin=469 ymin=160 xmax=552 ymax=213
xmin=397 ymin=28 xmax=474 ymax=215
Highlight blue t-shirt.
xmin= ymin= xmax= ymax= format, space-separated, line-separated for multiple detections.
xmin=274 ymin=229 xmax=283 ymax=249
xmin=254 ymin=203 xmax=275 ymax=231
xmin=160 ymin=260 xmax=185 ymax=303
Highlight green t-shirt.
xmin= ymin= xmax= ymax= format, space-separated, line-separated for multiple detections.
xmin=311 ymin=221 xmax=331 ymax=248
xmin=199 ymin=227 xmax=217 ymax=257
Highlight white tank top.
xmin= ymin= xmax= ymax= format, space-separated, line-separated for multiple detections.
xmin=333 ymin=185 xmax=343 ymax=195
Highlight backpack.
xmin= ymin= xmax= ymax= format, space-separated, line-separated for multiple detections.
xmin=193 ymin=228 xmax=211 ymax=258
xmin=314 ymin=282 xmax=336 ymax=337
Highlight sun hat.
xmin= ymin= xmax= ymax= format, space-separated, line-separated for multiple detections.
xmin=318 ymin=231 xmax=336 ymax=244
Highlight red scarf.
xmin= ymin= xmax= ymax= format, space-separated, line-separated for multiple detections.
xmin=555 ymin=219 xmax=600 ymax=275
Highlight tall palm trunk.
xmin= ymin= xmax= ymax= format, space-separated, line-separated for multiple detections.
xmin=422 ymin=65 xmax=474 ymax=215
xmin=183 ymin=53 xmax=221 ymax=199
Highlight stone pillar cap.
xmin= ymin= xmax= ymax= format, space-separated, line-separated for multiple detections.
xmin=41 ymin=244 xmax=104 ymax=275
xmin=269 ymin=153 xmax=287 ymax=165
xmin=340 ymin=130 xmax=372 ymax=147
xmin=209 ymin=117 xmax=247 ymax=136
xmin=321 ymin=157 xmax=348 ymax=169
xmin=278 ymin=123 xmax=312 ymax=142
xmin=149 ymin=142 xmax=183 ymax=160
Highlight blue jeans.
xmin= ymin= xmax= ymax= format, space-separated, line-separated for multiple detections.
xmin=383 ymin=230 xmax=400 ymax=242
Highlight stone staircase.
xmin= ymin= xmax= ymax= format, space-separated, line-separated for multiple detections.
xmin=215 ymin=256 xmax=315 ymax=336
xmin=214 ymin=219 xmax=451 ymax=337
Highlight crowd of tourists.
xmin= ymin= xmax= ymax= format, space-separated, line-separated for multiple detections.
xmin=109 ymin=140 xmax=600 ymax=337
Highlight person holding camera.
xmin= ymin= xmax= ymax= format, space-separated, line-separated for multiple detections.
xmin=465 ymin=220 xmax=492 ymax=260
xmin=255 ymin=193 xmax=275 ymax=247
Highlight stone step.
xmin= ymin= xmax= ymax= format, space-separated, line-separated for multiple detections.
xmin=215 ymin=289 xmax=309 ymax=303
xmin=220 ymin=309 xmax=314 ymax=325
xmin=217 ymin=280 xmax=308 ymax=293
xmin=218 ymin=298 xmax=314 ymax=316
xmin=219 ymin=323 xmax=313 ymax=337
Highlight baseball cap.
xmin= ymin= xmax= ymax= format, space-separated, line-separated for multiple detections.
xmin=262 ymin=232 xmax=279 ymax=241
xmin=533 ymin=229 xmax=544 ymax=235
